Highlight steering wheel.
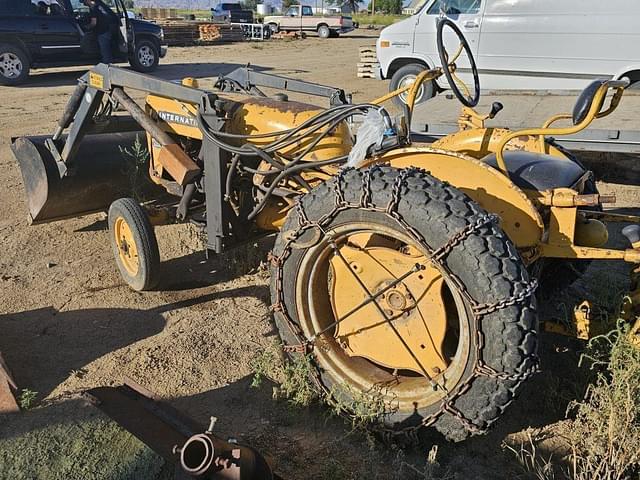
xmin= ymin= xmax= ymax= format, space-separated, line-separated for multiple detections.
xmin=436 ymin=18 xmax=480 ymax=108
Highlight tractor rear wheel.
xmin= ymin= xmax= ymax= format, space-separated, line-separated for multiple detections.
xmin=108 ymin=198 xmax=160 ymax=292
xmin=270 ymin=166 xmax=538 ymax=441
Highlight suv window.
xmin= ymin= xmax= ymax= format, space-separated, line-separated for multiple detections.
xmin=30 ymin=0 xmax=66 ymax=16
xmin=302 ymin=6 xmax=313 ymax=15
xmin=427 ymin=0 xmax=481 ymax=15
xmin=69 ymin=0 xmax=118 ymax=12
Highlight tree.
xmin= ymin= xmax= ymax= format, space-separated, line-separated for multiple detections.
xmin=282 ymin=0 xmax=298 ymax=10
xmin=326 ymin=0 xmax=359 ymax=14
xmin=242 ymin=0 xmax=258 ymax=11
xmin=123 ymin=0 xmax=134 ymax=8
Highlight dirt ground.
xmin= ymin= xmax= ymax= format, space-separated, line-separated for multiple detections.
xmin=0 ymin=31 xmax=638 ymax=479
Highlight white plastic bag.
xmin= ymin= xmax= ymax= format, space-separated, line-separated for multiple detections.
xmin=346 ymin=109 xmax=387 ymax=169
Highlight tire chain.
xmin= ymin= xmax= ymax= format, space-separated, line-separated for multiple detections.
xmin=269 ymin=166 xmax=539 ymax=439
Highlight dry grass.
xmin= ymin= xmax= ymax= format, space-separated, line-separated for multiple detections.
xmin=505 ymin=321 xmax=640 ymax=480
xmin=563 ymin=324 xmax=640 ymax=480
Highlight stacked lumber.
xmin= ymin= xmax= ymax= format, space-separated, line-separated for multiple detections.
xmin=199 ymin=23 xmax=223 ymax=41
xmin=158 ymin=20 xmax=200 ymax=45
xmin=157 ymin=21 xmax=245 ymax=46
xmin=140 ymin=7 xmax=178 ymax=19
xmin=357 ymin=45 xmax=379 ymax=78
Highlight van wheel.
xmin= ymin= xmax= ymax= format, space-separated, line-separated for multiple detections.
xmin=390 ymin=63 xmax=435 ymax=108
xmin=0 ymin=44 xmax=30 ymax=86
xmin=318 ymin=25 xmax=331 ymax=39
xmin=108 ymin=198 xmax=160 ymax=291
xmin=129 ymin=39 xmax=159 ymax=73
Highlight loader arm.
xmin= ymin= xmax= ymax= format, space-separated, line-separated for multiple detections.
xmin=49 ymin=64 xmax=207 ymax=178
xmin=11 ymin=64 xmax=219 ymax=225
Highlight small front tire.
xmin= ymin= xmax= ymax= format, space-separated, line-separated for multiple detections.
xmin=108 ymin=198 xmax=160 ymax=291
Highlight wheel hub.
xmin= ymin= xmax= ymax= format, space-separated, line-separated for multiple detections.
xmin=0 ymin=53 xmax=22 ymax=78
xmin=380 ymin=285 xmax=415 ymax=313
xmin=114 ymin=217 xmax=139 ymax=276
xmin=399 ymin=75 xmax=424 ymax=104
xmin=329 ymin=238 xmax=449 ymax=375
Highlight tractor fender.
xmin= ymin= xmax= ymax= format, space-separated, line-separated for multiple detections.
xmin=431 ymin=127 xmax=567 ymax=159
xmin=376 ymin=146 xmax=544 ymax=248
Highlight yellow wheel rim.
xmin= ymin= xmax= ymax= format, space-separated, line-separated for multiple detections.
xmin=114 ymin=217 xmax=139 ymax=276
xmin=295 ymin=223 xmax=471 ymax=413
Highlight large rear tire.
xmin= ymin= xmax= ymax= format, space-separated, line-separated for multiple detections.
xmin=270 ymin=166 xmax=538 ymax=441
xmin=108 ymin=198 xmax=160 ymax=291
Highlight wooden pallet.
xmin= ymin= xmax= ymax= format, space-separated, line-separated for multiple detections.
xmin=140 ymin=7 xmax=178 ymax=19
xmin=357 ymin=45 xmax=378 ymax=78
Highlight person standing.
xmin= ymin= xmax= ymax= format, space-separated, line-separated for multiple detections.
xmin=82 ymin=0 xmax=119 ymax=64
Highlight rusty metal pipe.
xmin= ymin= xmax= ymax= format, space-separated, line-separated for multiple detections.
xmin=53 ymin=82 xmax=88 ymax=141
xmin=110 ymin=87 xmax=174 ymax=147
xmin=110 ymin=87 xmax=201 ymax=185
xmin=176 ymin=430 xmax=276 ymax=480
xmin=179 ymin=433 xmax=216 ymax=476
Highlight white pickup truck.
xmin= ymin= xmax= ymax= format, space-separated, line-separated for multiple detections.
xmin=264 ymin=5 xmax=355 ymax=39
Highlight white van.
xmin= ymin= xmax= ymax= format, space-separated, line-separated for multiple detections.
xmin=376 ymin=0 xmax=640 ymax=103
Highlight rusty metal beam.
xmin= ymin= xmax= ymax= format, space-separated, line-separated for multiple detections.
xmin=84 ymin=379 xmax=283 ymax=480
xmin=0 ymin=352 xmax=19 ymax=414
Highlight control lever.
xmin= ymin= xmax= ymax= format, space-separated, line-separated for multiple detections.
xmin=623 ymin=225 xmax=640 ymax=249
xmin=488 ymin=101 xmax=504 ymax=119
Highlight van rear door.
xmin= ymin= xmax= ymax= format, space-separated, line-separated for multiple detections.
xmin=413 ymin=0 xmax=484 ymax=87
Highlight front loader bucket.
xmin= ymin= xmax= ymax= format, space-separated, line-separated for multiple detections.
xmin=11 ymin=132 xmax=148 ymax=224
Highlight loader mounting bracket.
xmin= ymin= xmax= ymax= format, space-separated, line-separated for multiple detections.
xmin=216 ymin=67 xmax=351 ymax=106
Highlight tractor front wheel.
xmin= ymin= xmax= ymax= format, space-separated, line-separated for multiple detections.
xmin=108 ymin=198 xmax=160 ymax=291
xmin=270 ymin=166 xmax=538 ymax=441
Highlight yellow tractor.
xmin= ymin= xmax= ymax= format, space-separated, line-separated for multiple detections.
xmin=11 ymin=18 xmax=639 ymax=441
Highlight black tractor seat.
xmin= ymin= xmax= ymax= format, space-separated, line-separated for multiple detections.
xmin=482 ymin=150 xmax=586 ymax=191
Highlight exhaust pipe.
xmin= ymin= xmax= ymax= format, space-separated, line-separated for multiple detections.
xmin=176 ymin=425 xmax=276 ymax=479
xmin=86 ymin=381 xmax=283 ymax=480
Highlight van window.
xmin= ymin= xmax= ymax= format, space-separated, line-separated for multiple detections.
xmin=427 ymin=0 xmax=481 ymax=15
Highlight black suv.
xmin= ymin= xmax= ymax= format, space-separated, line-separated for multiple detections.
xmin=0 ymin=0 xmax=167 ymax=85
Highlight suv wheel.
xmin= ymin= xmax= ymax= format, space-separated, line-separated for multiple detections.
xmin=129 ymin=39 xmax=159 ymax=73
xmin=0 ymin=44 xmax=30 ymax=86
